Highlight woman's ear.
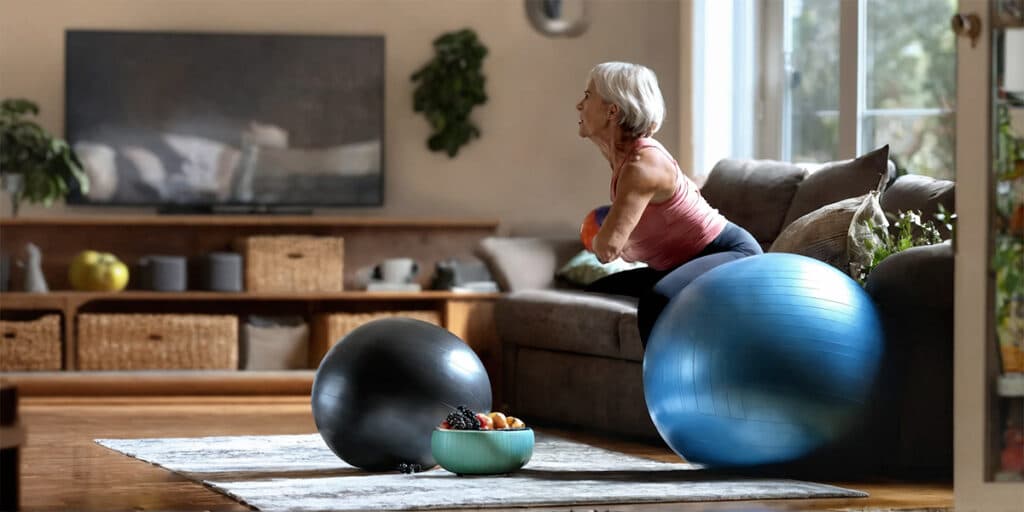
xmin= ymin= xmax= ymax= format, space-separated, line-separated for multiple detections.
xmin=607 ymin=104 xmax=619 ymax=120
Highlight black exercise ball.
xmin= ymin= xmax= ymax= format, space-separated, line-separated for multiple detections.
xmin=311 ymin=317 xmax=492 ymax=472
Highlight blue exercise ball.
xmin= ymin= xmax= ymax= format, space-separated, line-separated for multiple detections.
xmin=643 ymin=253 xmax=883 ymax=468
xmin=311 ymin=318 xmax=492 ymax=472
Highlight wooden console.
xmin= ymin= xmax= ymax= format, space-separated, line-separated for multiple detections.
xmin=0 ymin=216 xmax=502 ymax=399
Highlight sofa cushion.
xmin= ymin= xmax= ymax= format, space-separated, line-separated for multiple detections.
xmin=701 ymin=158 xmax=808 ymax=245
xmin=556 ymin=250 xmax=648 ymax=287
xmin=476 ymin=237 xmax=582 ymax=292
xmin=781 ymin=145 xmax=893 ymax=229
xmin=880 ymin=174 xmax=956 ymax=237
xmin=769 ymin=196 xmax=866 ymax=274
xmin=494 ymin=289 xmax=641 ymax=361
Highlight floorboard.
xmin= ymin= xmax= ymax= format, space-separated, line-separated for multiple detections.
xmin=12 ymin=396 xmax=953 ymax=511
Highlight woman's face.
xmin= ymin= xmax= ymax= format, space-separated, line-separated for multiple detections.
xmin=576 ymin=80 xmax=609 ymax=138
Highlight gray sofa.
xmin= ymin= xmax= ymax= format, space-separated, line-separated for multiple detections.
xmin=477 ymin=149 xmax=955 ymax=478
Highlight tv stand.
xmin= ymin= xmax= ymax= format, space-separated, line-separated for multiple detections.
xmin=0 ymin=215 xmax=502 ymax=399
xmin=157 ymin=205 xmax=314 ymax=215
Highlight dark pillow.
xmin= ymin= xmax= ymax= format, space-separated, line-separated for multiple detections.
xmin=781 ymin=145 xmax=893 ymax=229
xmin=880 ymin=174 xmax=956 ymax=237
xmin=700 ymin=159 xmax=808 ymax=245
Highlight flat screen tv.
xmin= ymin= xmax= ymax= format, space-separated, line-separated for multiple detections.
xmin=65 ymin=30 xmax=385 ymax=211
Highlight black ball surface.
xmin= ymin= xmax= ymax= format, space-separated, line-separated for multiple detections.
xmin=311 ymin=317 xmax=492 ymax=472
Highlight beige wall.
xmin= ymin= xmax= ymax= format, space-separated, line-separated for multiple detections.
xmin=0 ymin=0 xmax=683 ymax=235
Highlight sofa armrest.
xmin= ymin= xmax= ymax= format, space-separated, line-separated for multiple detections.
xmin=475 ymin=237 xmax=582 ymax=292
xmin=865 ymin=240 xmax=953 ymax=311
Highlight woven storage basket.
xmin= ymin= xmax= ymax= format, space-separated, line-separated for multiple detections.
xmin=311 ymin=310 xmax=443 ymax=364
xmin=0 ymin=315 xmax=62 ymax=371
xmin=77 ymin=314 xmax=238 ymax=370
xmin=237 ymin=236 xmax=344 ymax=292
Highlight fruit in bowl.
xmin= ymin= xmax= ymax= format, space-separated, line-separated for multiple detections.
xmin=432 ymin=406 xmax=534 ymax=475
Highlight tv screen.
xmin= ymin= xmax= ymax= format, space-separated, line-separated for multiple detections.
xmin=65 ymin=30 xmax=385 ymax=209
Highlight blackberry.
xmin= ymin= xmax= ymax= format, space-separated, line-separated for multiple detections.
xmin=444 ymin=405 xmax=481 ymax=430
xmin=396 ymin=462 xmax=424 ymax=474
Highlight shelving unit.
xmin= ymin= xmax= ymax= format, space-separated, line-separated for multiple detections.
xmin=955 ymin=2 xmax=1024 ymax=508
xmin=0 ymin=216 xmax=504 ymax=400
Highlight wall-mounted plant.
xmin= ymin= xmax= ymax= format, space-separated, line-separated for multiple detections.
xmin=411 ymin=29 xmax=488 ymax=158
xmin=0 ymin=98 xmax=89 ymax=216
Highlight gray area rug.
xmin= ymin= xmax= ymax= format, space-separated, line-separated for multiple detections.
xmin=96 ymin=433 xmax=866 ymax=511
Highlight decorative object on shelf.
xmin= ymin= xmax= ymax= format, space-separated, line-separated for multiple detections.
xmin=0 ymin=99 xmax=89 ymax=216
xmin=199 ymin=252 xmax=244 ymax=292
xmin=235 ymin=236 xmax=344 ymax=293
xmin=411 ymin=29 xmax=488 ymax=157
xmin=430 ymin=257 xmax=494 ymax=290
xmin=525 ymin=0 xmax=590 ymax=38
xmin=372 ymin=258 xmax=419 ymax=284
xmin=68 ymin=250 xmax=129 ymax=292
xmin=137 ymin=255 xmax=188 ymax=292
xmin=240 ymin=316 xmax=309 ymax=371
xmin=0 ymin=315 xmax=62 ymax=371
xmin=19 ymin=243 xmax=47 ymax=293
xmin=77 ymin=314 xmax=238 ymax=370
xmin=1005 ymin=28 xmax=1024 ymax=93
xmin=994 ymin=101 xmax=1024 ymax=375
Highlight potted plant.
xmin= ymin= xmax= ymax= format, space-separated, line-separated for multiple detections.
xmin=0 ymin=98 xmax=89 ymax=216
xmin=410 ymin=29 xmax=489 ymax=157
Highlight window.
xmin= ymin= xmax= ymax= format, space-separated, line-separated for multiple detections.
xmin=692 ymin=0 xmax=957 ymax=180
xmin=761 ymin=0 xmax=957 ymax=179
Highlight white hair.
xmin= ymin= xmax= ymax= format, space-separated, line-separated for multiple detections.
xmin=587 ymin=62 xmax=665 ymax=138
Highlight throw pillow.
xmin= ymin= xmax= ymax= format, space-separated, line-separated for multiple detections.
xmin=556 ymin=250 xmax=647 ymax=287
xmin=781 ymin=144 xmax=893 ymax=229
xmin=700 ymin=158 xmax=808 ymax=246
xmin=769 ymin=196 xmax=867 ymax=274
xmin=848 ymin=191 xmax=889 ymax=279
xmin=879 ymin=174 xmax=956 ymax=238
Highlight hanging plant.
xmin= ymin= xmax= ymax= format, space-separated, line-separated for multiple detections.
xmin=410 ymin=29 xmax=488 ymax=158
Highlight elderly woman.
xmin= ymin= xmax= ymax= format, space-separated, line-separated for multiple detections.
xmin=577 ymin=61 xmax=762 ymax=348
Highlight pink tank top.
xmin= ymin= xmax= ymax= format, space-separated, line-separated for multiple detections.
xmin=611 ymin=138 xmax=727 ymax=270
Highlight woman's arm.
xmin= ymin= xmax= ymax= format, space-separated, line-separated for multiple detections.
xmin=591 ymin=151 xmax=671 ymax=263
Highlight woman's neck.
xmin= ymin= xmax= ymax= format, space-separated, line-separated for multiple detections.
xmin=597 ymin=133 xmax=641 ymax=172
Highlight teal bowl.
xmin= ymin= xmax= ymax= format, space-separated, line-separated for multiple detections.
xmin=430 ymin=428 xmax=535 ymax=475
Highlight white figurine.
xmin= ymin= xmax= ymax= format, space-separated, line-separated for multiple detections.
xmin=21 ymin=242 xmax=48 ymax=293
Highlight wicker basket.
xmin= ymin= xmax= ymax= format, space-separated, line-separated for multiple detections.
xmin=310 ymin=310 xmax=443 ymax=365
xmin=77 ymin=314 xmax=238 ymax=370
xmin=0 ymin=315 xmax=62 ymax=371
xmin=237 ymin=236 xmax=344 ymax=292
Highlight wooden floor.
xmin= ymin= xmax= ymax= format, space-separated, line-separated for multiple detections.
xmin=12 ymin=396 xmax=952 ymax=511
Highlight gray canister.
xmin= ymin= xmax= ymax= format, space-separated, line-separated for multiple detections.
xmin=138 ymin=255 xmax=188 ymax=292
xmin=200 ymin=252 xmax=243 ymax=292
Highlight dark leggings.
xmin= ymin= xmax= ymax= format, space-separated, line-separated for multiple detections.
xmin=585 ymin=222 xmax=763 ymax=348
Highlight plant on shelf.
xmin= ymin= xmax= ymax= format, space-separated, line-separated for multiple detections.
xmin=851 ymin=207 xmax=954 ymax=285
xmin=0 ymin=98 xmax=89 ymax=216
xmin=410 ymin=28 xmax=489 ymax=158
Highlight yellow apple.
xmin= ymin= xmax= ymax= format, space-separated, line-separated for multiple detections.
xmin=69 ymin=250 xmax=102 ymax=290
xmin=85 ymin=253 xmax=130 ymax=292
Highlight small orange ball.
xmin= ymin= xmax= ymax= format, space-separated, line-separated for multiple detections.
xmin=580 ymin=205 xmax=610 ymax=252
